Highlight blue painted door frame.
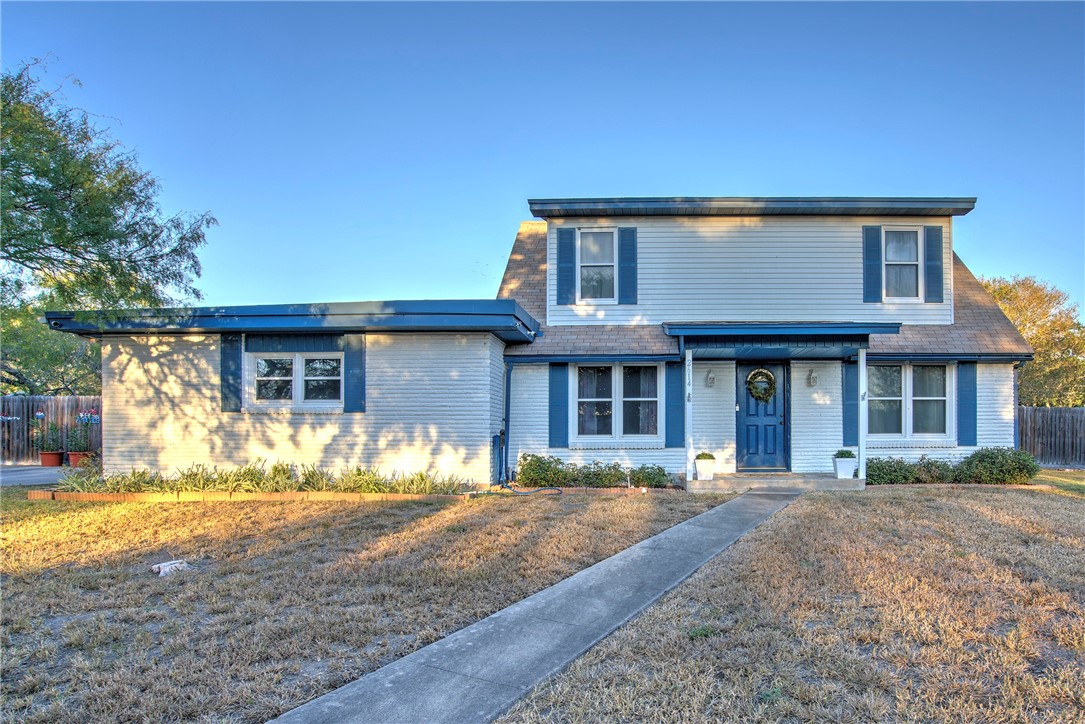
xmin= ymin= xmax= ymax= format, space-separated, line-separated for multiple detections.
xmin=736 ymin=362 xmax=790 ymax=472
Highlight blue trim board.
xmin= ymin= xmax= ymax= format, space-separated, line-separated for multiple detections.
xmin=506 ymin=354 xmax=681 ymax=365
xmin=529 ymin=197 xmax=977 ymax=218
xmin=663 ymin=322 xmax=901 ymax=336
xmin=44 ymin=299 xmax=541 ymax=343
xmin=864 ymin=353 xmax=1033 ymax=363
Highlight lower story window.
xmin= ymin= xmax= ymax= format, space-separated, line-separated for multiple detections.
xmin=575 ymin=364 xmax=660 ymax=439
xmin=249 ymin=353 xmax=343 ymax=407
xmin=869 ymin=363 xmax=950 ymax=437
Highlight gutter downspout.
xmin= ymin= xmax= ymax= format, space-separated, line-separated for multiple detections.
xmin=858 ymin=348 xmax=868 ymax=480
xmin=502 ymin=360 xmax=513 ymax=483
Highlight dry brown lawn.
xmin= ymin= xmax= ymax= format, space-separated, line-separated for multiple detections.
xmin=503 ymin=480 xmax=1085 ymax=723
xmin=0 ymin=487 xmax=730 ymax=722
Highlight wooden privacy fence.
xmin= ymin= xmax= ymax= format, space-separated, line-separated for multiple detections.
xmin=1 ymin=396 xmax=103 ymax=464
xmin=1018 ymin=406 xmax=1085 ymax=467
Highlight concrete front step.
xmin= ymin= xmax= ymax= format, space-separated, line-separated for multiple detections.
xmin=686 ymin=473 xmax=865 ymax=493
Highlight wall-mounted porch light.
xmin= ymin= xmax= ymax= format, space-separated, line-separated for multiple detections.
xmin=807 ymin=369 xmax=819 ymax=387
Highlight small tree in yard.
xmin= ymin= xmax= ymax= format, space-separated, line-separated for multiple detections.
xmin=982 ymin=275 xmax=1085 ymax=407
xmin=1 ymin=60 xmax=216 ymax=394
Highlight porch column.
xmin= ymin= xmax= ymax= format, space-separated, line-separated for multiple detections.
xmin=858 ymin=348 xmax=868 ymax=479
xmin=685 ymin=348 xmax=694 ymax=481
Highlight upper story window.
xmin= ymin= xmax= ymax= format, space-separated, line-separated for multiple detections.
xmin=884 ymin=228 xmax=922 ymax=299
xmin=578 ymin=230 xmax=616 ymax=302
xmin=574 ymin=364 xmax=660 ymax=440
xmin=247 ymin=352 xmax=343 ymax=410
xmin=868 ymin=363 xmax=952 ymax=438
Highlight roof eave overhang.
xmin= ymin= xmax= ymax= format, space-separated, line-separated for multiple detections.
xmin=529 ymin=197 xmax=976 ymax=218
xmin=44 ymin=300 xmax=542 ymax=344
xmin=663 ymin=322 xmax=903 ymax=337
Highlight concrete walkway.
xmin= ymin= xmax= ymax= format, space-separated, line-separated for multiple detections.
xmin=273 ymin=491 xmax=798 ymax=724
xmin=0 ymin=465 xmax=67 ymax=487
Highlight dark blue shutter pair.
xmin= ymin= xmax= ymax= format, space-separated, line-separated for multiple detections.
xmin=862 ymin=225 xmax=944 ymax=303
xmin=547 ymin=361 xmax=683 ymax=448
xmin=556 ymin=228 xmax=638 ymax=305
xmin=220 ymin=333 xmax=366 ymax=412
xmin=843 ymin=360 xmax=977 ymax=446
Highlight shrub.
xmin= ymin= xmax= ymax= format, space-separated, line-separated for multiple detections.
xmin=514 ymin=454 xmax=675 ymax=489
xmin=695 ymin=452 xmax=715 ymax=461
xmin=629 ymin=464 xmax=671 ymax=489
xmin=516 ymin=454 xmax=575 ymax=488
xmin=866 ymin=457 xmax=916 ymax=485
xmin=913 ymin=455 xmax=953 ymax=484
xmin=952 ymin=447 xmax=1040 ymax=485
xmin=834 ymin=449 xmax=856 ymax=459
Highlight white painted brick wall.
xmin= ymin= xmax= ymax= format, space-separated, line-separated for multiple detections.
xmin=101 ymin=333 xmax=498 ymax=483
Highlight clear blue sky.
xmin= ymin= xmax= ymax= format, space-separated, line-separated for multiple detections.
xmin=4 ymin=2 xmax=1083 ymax=316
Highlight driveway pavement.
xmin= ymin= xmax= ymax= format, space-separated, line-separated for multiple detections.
xmin=0 ymin=465 xmax=67 ymax=487
xmin=273 ymin=490 xmax=799 ymax=724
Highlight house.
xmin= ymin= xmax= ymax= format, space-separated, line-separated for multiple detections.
xmin=46 ymin=197 xmax=1032 ymax=484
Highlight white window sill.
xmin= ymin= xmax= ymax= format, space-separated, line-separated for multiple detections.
xmin=868 ymin=438 xmax=957 ymax=449
xmin=570 ymin=439 xmax=665 ymax=450
xmin=241 ymin=406 xmax=344 ymax=415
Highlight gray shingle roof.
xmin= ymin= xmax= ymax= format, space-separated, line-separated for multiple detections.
xmin=497 ymin=221 xmax=1030 ymax=359
xmin=867 ymin=254 xmax=1032 ymax=358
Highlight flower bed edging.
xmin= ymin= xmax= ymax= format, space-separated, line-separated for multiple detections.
xmin=31 ymin=490 xmax=472 ymax=503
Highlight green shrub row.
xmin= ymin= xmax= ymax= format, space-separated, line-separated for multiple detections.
xmin=867 ymin=448 xmax=1040 ymax=486
xmin=515 ymin=454 xmax=672 ymax=489
xmin=57 ymin=460 xmax=469 ymax=495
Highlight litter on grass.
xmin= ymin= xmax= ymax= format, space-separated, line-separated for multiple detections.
xmin=151 ymin=560 xmax=191 ymax=577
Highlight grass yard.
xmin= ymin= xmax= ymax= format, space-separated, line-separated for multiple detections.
xmin=504 ymin=475 xmax=1085 ymax=723
xmin=0 ymin=487 xmax=730 ymax=722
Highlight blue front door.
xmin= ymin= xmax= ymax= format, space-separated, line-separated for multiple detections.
xmin=737 ymin=363 xmax=788 ymax=471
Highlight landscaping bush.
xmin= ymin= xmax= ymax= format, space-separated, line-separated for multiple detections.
xmin=866 ymin=456 xmax=917 ymax=485
xmin=866 ymin=448 xmax=1039 ymax=486
xmin=56 ymin=460 xmax=467 ymax=495
xmin=515 ymin=454 xmax=674 ymax=488
xmin=952 ymin=447 xmax=1040 ymax=485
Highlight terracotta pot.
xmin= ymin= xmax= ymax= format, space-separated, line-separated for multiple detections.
xmin=67 ymin=451 xmax=92 ymax=467
xmin=39 ymin=452 xmax=63 ymax=467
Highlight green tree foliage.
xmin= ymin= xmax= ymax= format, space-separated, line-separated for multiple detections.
xmin=1 ymin=61 xmax=215 ymax=394
xmin=982 ymin=275 xmax=1085 ymax=407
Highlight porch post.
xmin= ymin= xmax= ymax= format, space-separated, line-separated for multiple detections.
xmin=685 ymin=349 xmax=694 ymax=482
xmin=858 ymin=348 xmax=868 ymax=479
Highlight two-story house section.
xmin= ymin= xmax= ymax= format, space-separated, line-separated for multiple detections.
xmin=498 ymin=197 xmax=1032 ymax=481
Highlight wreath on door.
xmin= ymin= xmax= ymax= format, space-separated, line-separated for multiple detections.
xmin=745 ymin=368 xmax=777 ymax=404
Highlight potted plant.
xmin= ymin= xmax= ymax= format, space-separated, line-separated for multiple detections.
xmin=695 ymin=452 xmax=715 ymax=481
xmin=66 ymin=425 xmax=92 ymax=467
xmin=32 ymin=421 xmax=64 ymax=467
xmin=833 ymin=449 xmax=858 ymax=479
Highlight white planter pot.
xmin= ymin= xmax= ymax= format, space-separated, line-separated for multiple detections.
xmin=695 ymin=459 xmax=715 ymax=481
xmin=833 ymin=457 xmax=858 ymax=479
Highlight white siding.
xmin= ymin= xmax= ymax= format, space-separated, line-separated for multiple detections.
xmin=507 ymin=364 xmax=685 ymax=472
xmin=790 ymin=361 xmax=844 ymax=472
xmin=546 ymin=216 xmax=954 ymax=326
xmin=691 ymin=361 xmax=736 ymax=475
xmin=101 ymin=333 xmax=499 ymax=484
xmin=866 ymin=363 xmax=1016 ymax=463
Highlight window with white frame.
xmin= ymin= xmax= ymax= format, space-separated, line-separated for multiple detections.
xmin=248 ymin=353 xmax=343 ymax=408
xmin=884 ymin=228 xmax=922 ymax=299
xmin=578 ymin=230 xmax=616 ymax=301
xmin=575 ymin=364 xmax=660 ymax=439
xmin=868 ymin=364 xmax=951 ymax=437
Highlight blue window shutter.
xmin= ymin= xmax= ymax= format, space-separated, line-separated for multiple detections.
xmin=924 ymin=226 xmax=944 ymax=303
xmin=548 ymin=363 xmax=569 ymax=447
xmin=556 ymin=228 xmax=576 ymax=305
xmin=342 ymin=334 xmax=366 ymax=413
xmin=618 ymin=227 xmax=638 ymax=304
xmin=842 ymin=361 xmax=858 ymax=446
xmin=863 ymin=226 xmax=883 ymax=303
xmin=220 ymin=334 xmax=242 ymax=412
xmin=958 ymin=362 xmax=977 ymax=445
xmin=664 ymin=362 xmax=684 ymax=448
